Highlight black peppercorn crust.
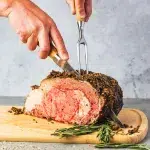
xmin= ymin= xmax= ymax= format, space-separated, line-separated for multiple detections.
xmin=44 ymin=69 xmax=123 ymax=118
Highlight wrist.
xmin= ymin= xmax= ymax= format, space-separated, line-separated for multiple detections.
xmin=0 ymin=0 xmax=13 ymax=17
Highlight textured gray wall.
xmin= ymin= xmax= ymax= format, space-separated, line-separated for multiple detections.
xmin=0 ymin=0 xmax=150 ymax=98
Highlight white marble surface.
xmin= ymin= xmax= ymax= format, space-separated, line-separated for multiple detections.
xmin=0 ymin=0 xmax=150 ymax=98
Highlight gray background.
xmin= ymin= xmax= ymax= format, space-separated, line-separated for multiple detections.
xmin=0 ymin=0 xmax=150 ymax=98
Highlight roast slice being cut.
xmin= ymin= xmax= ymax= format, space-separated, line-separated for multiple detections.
xmin=24 ymin=70 xmax=123 ymax=125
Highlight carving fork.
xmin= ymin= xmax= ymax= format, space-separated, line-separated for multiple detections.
xmin=77 ymin=21 xmax=88 ymax=75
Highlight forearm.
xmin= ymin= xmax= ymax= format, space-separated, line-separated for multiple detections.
xmin=0 ymin=0 xmax=13 ymax=17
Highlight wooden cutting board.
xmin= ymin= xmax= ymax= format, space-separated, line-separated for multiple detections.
xmin=0 ymin=106 xmax=148 ymax=144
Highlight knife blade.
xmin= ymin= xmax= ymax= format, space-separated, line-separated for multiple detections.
xmin=48 ymin=43 xmax=79 ymax=76
xmin=110 ymin=109 xmax=125 ymax=128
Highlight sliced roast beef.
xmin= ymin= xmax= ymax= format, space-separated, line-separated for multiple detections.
xmin=24 ymin=70 xmax=123 ymax=125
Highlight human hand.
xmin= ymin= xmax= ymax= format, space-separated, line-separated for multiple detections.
xmin=66 ymin=0 xmax=92 ymax=22
xmin=0 ymin=0 xmax=69 ymax=60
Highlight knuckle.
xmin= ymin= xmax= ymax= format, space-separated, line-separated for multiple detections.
xmin=20 ymin=34 xmax=26 ymax=40
xmin=19 ymin=34 xmax=28 ymax=42
xmin=48 ymin=18 xmax=55 ymax=27
xmin=38 ymin=23 xmax=45 ymax=30
xmin=41 ymin=45 xmax=50 ymax=52
xmin=78 ymin=6 xmax=84 ymax=11
xmin=32 ymin=27 xmax=38 ymax=34
xmin=78 ymin=7 xmax=85 ymax=15
xmin=37 ymin=21 xmax=47 ymax=30
xmin=17 ymin=30 xmax=29 ymax=40
xmin=18 ymin=31 xmax=26 ymax=37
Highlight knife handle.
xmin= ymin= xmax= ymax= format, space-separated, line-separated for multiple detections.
xmin=49 ymin=43 xmax=59 ymax=59
xmin=48 ymin=43 xmax=67 ymax=68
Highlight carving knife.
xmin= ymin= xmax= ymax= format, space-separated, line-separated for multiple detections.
xmin=110 ymin=109 xmax=125 ymax=128
xmin=48 ymin=43 xmax=79 ymax=76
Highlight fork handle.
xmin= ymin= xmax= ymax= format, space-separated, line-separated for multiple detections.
xmin=76 ymin=13 xmax=85 ymax=22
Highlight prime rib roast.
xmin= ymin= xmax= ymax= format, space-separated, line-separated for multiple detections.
xmin=24 ymin=70 xmax=123 ymax=125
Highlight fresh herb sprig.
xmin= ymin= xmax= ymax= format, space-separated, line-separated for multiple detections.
xmin=52 ymin=120 xmax=114 ymax=143
xmin=97 ymin=122 xmax=114 ymax=143
xmin=52 ymin=121 xmax=150 ymax=150
xmin=51 ymin=123 xmax=101 ymax=138
xmin=95 ymin=143 xmax=150 ymax=150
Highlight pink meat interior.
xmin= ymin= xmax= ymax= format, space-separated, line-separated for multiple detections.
xmin=25 ymin=78 xmax=105 ymax=125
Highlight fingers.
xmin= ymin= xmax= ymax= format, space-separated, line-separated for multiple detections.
xmin=12 ymin=0 xmax=68 ymax=60
xmin=50 ymin=22 xmax=69 ymax=60
xmin=75 ymin=0 xmax=86 ymax=21
xmin=17 ymin=31 xmax=30 ymax=43
xmin=67 ymin=0 xmax=92 ymax=22
xmin=20 ymin=1 xmax=68 ymax=60
xmin=66 ymin=0 xmax=76 ymax=15
xmin=85 ymin=0 xmax=92 ymax=22
xmin=38 ymin=28 xmax=50 ymax=59
xmin=27 ymin=33 xmax=38 ymax=51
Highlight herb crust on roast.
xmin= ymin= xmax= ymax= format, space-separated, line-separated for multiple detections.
xmin=24 ymin=70 xmax=123 ymax=125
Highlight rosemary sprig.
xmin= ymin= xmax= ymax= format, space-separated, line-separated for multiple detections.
xmin=97 ymin=122 xmax=114 ymax=143
xmin=51 ymin=124 xmax=101 ymax=138
xmin=95 ymin=143 xmax=150 ymax=150
xmin=51 ymin=121 xmax=150 ymax=150
xmin=52 ymin=120 xmax=114 ymax=144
